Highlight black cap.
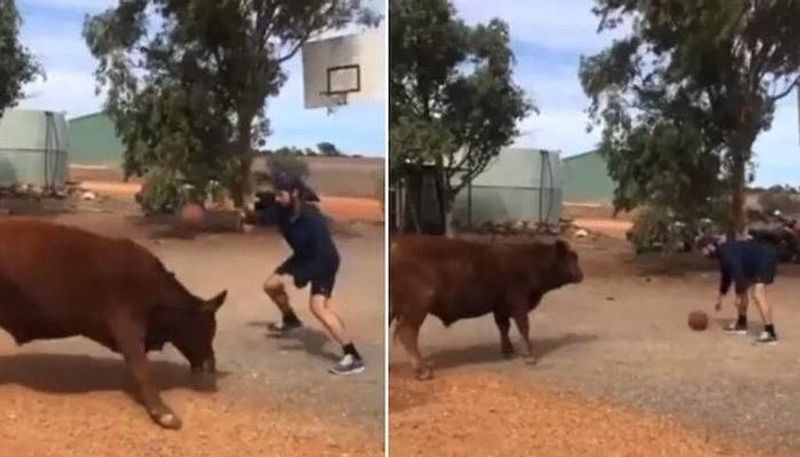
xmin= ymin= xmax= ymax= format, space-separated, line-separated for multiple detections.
xmin=272 ymin=172 xmax=320 ymax=202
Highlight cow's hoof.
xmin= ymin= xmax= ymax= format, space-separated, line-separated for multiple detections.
xmin=501 ymin=343 xmax=514 ymax=358
xmin=523 ymin=355 xmax=538 ymax=366
xmin=153 ymin=412 xmax=182 ymax=430
xmin=415 ymin=368 xmax=434 ymax=381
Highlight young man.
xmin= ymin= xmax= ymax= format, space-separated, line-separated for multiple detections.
xmin=699 ymin=236 xmax=778 ymax=344
xmin=262 ymin=172 xmax=365 ymax=375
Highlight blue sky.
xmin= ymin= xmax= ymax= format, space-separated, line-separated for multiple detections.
xmin=15 ymin=0 xmax=386 ymax=157
xmin=455 ymin=0 xmax=800 ymax=186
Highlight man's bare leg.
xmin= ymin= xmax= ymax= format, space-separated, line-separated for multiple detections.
xmin=309 ymin=294 xmax=349 ymax=345
xmin=263 ymin=274 xmax=302 ymax=333
xmin=750 ymin=283 xmax=773 ymax=325
xmin=309 ymin=294 xmax=365 ymax=375
xmin=724 ymin=292 xmax=748 ymax=334
xmin=735 ymin=291 xmax=748 ymax=317
xmin=751 ymin=283 xmax=778 ymax=343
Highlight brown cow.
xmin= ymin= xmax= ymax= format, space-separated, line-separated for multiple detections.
xmin=0 ymin=218 xmax=227 ymax=429
xmin=390 ymin=234 xmax=583 ymax=380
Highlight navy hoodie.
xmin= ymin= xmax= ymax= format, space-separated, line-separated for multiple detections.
xmin=276 ymin=204 xmax=340 ymax=280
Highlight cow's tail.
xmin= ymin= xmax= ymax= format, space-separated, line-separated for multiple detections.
xmin=388 ymin=302 xmax=400 ymax=343
xmin=388 ymin=303 xmax=397 ymax=326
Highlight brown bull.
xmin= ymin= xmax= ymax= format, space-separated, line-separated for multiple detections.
xmin=0 ymin=218 xmax=227 ymax=429
xmin=390 ymin=234 xmax=583 ymax=379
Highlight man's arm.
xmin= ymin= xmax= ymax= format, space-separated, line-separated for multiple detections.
xmin=307 ymin=210 xmax=337 ymax=260
xmin=719 ymin=264 xmax=732 ymax=296
xmin=288 ymin=212 xmax=336 ymax=286
xmin=275 ymin=255 xmax=298 ymax=275
xmin=715 ymin=264 xmax=730 ymax=310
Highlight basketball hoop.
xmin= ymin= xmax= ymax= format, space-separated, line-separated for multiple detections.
xmin=317 ymin=64 xmax=360 ymax=112
xmin=319 ymin=90 xmax=349 ymax=107
xmin=301 ymin=28 xmax=383 ymax=110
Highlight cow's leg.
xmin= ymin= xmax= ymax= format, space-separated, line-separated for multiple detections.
xmin=493 ymin=311 xmax=513 ymax=358
xmin=114 ymin=323 xmax=181 ymax=429
xmin=512 ymin=311 xmax=536 ymax=365
xmin=395 ymin=317 xmax=431 ymax=380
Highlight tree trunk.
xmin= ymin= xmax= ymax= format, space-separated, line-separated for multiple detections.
xmin=444 ymin=207 xmax=454 ymax=237
xmin=728 ymin=148 xmax=748 ymax=241
xmin=230 ymin=114 xmax=255 ymax=209
xmin=435 ymin=158 xmax=454 ymax=237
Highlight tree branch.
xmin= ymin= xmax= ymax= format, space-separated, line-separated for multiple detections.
xmin=769 ymin=74 xmax=800 ymax=102
xmin=276 ymin=29 xmax=313 ymax=63
xmin=451 ymin=148 xmax=471 ymax=175
xmin=276 ymin=3 xmax=339 ymax=64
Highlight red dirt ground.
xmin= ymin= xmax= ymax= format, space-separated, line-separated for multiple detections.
xmin=76 ymin=180 xmax=383 ymax=223
xmin=390 ymin=372 xmax=779 ymax=457
xmin=0 ymin=383 xmax=380 ymax=457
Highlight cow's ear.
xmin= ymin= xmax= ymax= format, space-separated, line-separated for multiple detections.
xmin=202 ymin=290 xmax=227 ymax=313
xmin=555 ymin=239 xmax=569 ymax=257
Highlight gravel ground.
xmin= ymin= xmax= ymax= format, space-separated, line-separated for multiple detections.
xmin=390 ymin=372 xmax=782 ymax=457
xmin=389 ymin=235 xmax=800 ymax=455
xmin=0 ymin=386 xmax=380 ymax=457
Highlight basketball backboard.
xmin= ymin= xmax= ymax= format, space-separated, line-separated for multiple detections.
xmin=302 ymin=25 xmax=384 ymax=109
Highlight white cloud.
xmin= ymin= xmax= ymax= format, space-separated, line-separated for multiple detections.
xmin=514 ymin=108 xmax=597 ymax=154
xmin=455 ymin=0 xmax=628 ymax=53
xmin=752 ymin=94 xmax=800 ymax=186
xmin=449 ymin=1 xmax=617 ymax=155
xmin=506 ymin=61 xmax=597 ymax=154
xmin=17 ymin=70 xmax=104 ymax=117
xmin=22 ymin=30 xmax=96 ymax=70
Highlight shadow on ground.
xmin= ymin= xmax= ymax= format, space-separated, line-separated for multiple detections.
xmin=390 ymin=334 xmax=597 ymax=415
xmin=390 ymin=332 xmax=599 ymax=382
xmin=430 ymin=332 xmax=599 ymax=370
xmin=0 ymin=353 xmax=219 ymax=396
xmin=248 ymin=321 xmax=340 ymax=362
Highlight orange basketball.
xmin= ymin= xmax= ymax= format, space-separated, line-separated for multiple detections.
xmin=688 ymin=310 xmax=709 ymax=331
xmin=180 ymin=203 xmax=205 ymax=226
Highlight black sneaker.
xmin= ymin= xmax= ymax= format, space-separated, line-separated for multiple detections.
xmin=755 ymin=330 xmax=778 ymax=345
xmin=723 ymin=322 xmax=747 ymax=335
xmin=328 ymin=354 xmax=365 ymax=376
xmin=266 ymin=319 xmax=302 ymax=336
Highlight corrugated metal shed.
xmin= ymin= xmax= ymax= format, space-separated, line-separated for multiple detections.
xmin=452 ymin=147 xmax=563 ymax=226
xmin=561 ymin=150 xmax=616 ymax=204
xmin=68 ymin=112 xmax=125 ymax=166
xmin=0 ymin=109 xmax=69 ymax=188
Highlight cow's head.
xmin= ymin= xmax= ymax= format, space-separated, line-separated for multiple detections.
xmin=168 ymin=290 xmax=227 ymax=375
xmin=550 ymin=239 xmax=583 ymax=286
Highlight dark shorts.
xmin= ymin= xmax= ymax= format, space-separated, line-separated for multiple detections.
xmin=750 ymin=248 xmax=777 ymax=286
xmin=754 ymin=261 xmax=776 ymax=285
xmin=275 ymin=258 xmax=339 ymax=298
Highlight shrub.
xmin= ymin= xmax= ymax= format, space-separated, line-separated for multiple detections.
xmin=137 ymin=168 xmax=191 ymax=216
xmin=266 ymin=154 xmax=309 ymax=181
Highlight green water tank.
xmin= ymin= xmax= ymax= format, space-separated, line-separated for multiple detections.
xmin=451 ymin=148 xmax=563 ymax=226
xmin=0 ymin=109 xmax=69 ymax=188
